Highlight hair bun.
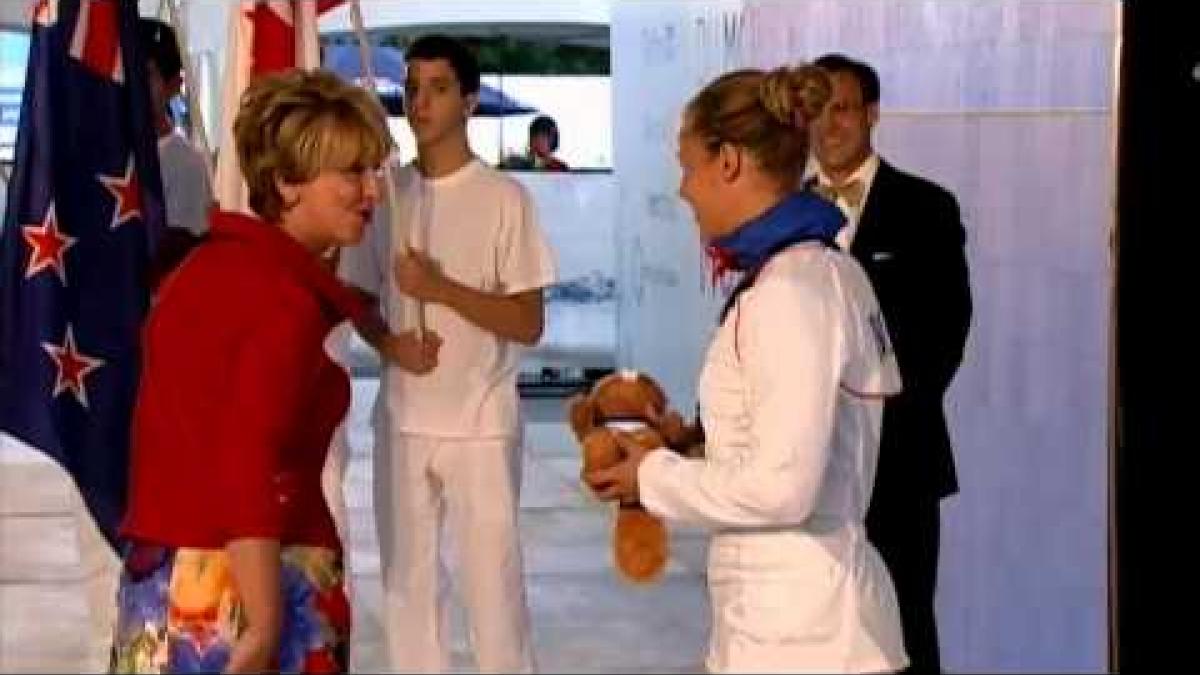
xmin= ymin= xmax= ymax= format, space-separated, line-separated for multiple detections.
xmin=758 ymin=64 xmax=832 ymax=131
xmin=790 ymin=64 xmax=832 ymax=130
xmin=758 ymin=67 xmax=797 ymax=127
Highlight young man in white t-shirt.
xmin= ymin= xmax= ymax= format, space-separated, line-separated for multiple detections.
xmin=339 ymin=34 xmax=556 ymax=673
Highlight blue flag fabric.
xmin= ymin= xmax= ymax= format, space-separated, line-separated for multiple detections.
xmin=0 ymin=0 xmax=166 ymax=550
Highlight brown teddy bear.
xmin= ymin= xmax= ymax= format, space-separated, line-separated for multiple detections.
xmin=567 ymin=370 xmax=703 ymax=583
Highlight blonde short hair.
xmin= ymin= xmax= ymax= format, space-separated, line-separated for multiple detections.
xmin=233 ymin=68 xmax=391 ymax=222
xmin=685 ymin=64 xmax=831 ymax=189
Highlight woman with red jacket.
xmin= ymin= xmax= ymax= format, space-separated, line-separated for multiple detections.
xmin=111 ymin=69 xmax=440 ymax=674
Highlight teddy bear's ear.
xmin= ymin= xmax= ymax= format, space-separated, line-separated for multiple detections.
xmin=639 ymin=374 xmax=668 ymax=417
xmin=566 ymin=393 xmax=596 ymax=440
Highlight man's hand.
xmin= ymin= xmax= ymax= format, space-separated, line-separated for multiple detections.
xmin=393 ymin=249 xmax=447 ymax=304
xmin=380 ymin=329 xmax=442 ymax=374
xmin=393 ymin=251 xmax=545 ymax=346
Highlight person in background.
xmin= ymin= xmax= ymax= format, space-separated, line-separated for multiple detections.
xmin=806 ymin=53 xmax=972 ymax=674
xmin=339 ymin=34 xmax=555 ymax=673
xmin=138 ymin=18 xmax=213 ymax=286
xmin=501 ymin=114 xmax=569 ymax=171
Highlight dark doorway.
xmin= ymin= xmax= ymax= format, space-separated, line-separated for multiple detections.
xmin=1114 ymin=2 xmax=1198 ymax=669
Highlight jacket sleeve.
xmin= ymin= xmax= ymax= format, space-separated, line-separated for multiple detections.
xmin=212 ymin=297 xmax=326 ymax=542
xmin=890 ymin=186 xmax=972 ymax=398
xmin=638 ymin=271 xmax=843 ymax=529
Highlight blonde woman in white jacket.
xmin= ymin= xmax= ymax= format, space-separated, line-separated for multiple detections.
xmin=585 ymin=64 xmax=909 ymax=674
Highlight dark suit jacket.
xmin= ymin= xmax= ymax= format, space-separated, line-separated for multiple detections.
xmin=849 ymin=159 xmax=972 ymax=506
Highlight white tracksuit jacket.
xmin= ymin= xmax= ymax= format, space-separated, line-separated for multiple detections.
xmin=639 ymin=242 xmax=910 ymax=674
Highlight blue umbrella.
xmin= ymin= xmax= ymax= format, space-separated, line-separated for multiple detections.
xmin=322 ymin=43 xmax=537 ymax=117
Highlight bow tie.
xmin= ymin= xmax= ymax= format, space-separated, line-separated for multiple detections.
xmin=813 ymin=179 xmax=865 ymax=209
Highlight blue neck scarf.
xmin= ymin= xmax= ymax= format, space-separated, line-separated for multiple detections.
xmin=707 ymin=191 xmax=845 ymax=280
xmin=707 ymin=191 xmax=845 ymax=320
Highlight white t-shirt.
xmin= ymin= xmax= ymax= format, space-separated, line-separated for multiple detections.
xmin=158 ymin=131 xmax=212 ymax=236
xmin=339 ymin=158 xmax=557 ymax=438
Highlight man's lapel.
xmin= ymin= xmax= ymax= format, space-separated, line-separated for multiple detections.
xmin=851 ymin=158 xmax=893 ymax=259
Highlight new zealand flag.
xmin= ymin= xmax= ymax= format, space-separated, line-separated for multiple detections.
xmin=0 ymin=0 xmax=166 ymax=550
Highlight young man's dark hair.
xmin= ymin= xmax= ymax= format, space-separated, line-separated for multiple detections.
xmin=529 ymin=115 xmax=559 ymax=152
xmin=405 ymin=34 xmax=480 ymax=96
xmin=138 ymin=18 xmax=183 ymax=82
xmin=814 ymin=53 xmax=880 ymax=105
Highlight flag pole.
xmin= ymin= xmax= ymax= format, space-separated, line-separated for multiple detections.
xmin=348 ymin=0 xmax=426 ymax=337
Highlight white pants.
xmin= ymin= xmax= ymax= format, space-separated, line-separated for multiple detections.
xmin=374 ymin=430 xmax=534 ymax=673
xmin=322 ymin=324 xmax=353 ymax=594
xmin=72 ymin=490 xmax=120 ymax=672
xmin=322 ymin=422 xmax=352 ymax=595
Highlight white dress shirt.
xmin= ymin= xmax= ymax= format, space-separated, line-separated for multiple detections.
xmin=804 ymin=153 xmax=880 ymax=250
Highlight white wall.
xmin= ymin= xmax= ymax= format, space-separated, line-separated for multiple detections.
xmin=514 ymin=171 xmax=617 ymax=367
xmin=612 ymin=0 xmax=1116 ymax=671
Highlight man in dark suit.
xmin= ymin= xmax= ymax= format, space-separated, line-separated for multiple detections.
xmin=807 ymin=53 xmax=972 ymax=673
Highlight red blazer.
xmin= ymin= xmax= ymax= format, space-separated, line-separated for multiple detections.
xmin=121 ymin=210 xmax=368 ymax=551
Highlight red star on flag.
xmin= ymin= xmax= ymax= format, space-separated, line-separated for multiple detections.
xmin=23 ymin=203 xmax=76 ymax=285
xmin=97 ymin=156 xmax=142 ymax=230
xmin=42 ymin=325 xmax=106 ymax=409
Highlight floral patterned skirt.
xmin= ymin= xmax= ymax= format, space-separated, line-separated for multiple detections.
xmin=109 ymin=544 xmax=350 ymax=673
